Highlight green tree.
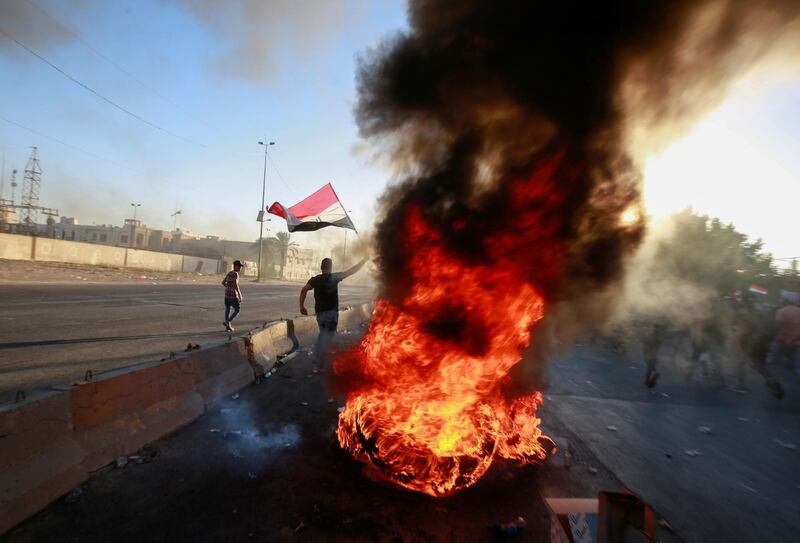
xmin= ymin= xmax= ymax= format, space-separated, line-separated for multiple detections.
xmin=654 ymin=209 xmax=775 ymax=295
xmin=274 ymin=231 xmax=297 ymax=279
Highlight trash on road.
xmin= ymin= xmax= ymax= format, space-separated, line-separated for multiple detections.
xmin=209 ymin=428 xmax=221 ymax=433
xmin=337 ymin=406 xmax=345 ymax=413
xmin=774 ymin=439 xmax=798 ymax=451
xmin=587 ymin=467 xmax=598 ymax=475
xmin=294 ymin=521 xmax=305 ymax=533
xmin=698 ymin=426 xmax=713 ymax=435
xmin=115 ymin=456 xmax=129 ymax=469
xmin=248 ymin=472 xmax=256 ymax=479
xmin=300 ymin=401 xmax=309 ymax=407
xmin=221 ymin=408 xmax=232 ymax=414
xmin=737 ymin=417 xmax=750 ymax=422
xmin=64 ymin=486 xmax=83 ymax=504
xmin=606 ymin=425 xmax=618 ymax=432
xmin=327 ymin=398 xmax=334 ymax=403
xmin=231 ymin=393 xmax=240 ymax=400
xmin=488 ymin=516 xmax=526 ymax=537
xmin=740 ymin=482 xmax=757 ymax=493
xmin=684 ymin=449 xmax=703 ymax=457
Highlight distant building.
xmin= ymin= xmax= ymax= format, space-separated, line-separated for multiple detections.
xmin=283 ymin=245 xmax=315 ymax=281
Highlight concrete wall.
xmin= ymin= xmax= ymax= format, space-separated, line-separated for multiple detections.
xmin=125 ymin=248 xmax=184 ymax=272
xmin=0 ymin=233 xmax=224 ymax=275
xmin=0 ymin=303 xmax=374 ymax=535
xmin=0 ymin=233 xmax=33 ymax=260
xmin=181 ymin=255 xmax=219 ymax=274
xmin=34 ymin=238 xmax=127 ymax=267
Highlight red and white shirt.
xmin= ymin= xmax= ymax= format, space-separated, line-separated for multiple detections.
xmin=223 ymin=271 xmax=240 ymax=300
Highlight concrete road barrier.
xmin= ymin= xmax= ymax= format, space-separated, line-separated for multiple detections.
xmin=245 ymin=321 xmax=294 ymax=376
xmin=0 ymin=393 xmax=87 ymax=535
xmin=0 ymin=306 xmax=374 ymax=535
xmin=188 ymin=340 xmax=254 ymax=404
xmin=70 ymin=357 xmax=204 ymax=472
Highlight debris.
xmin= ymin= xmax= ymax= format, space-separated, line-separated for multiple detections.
xmin=488 ymin=516 xmax=526 ymax=537
xmin=337 ymin=406 xmax=345 ymax=413
xmin=737 ymin=417 xmax=750 ymax=422
xmin=684 ymin=449 xmax=703 ymax=457
xmin=587 ymin=467 xmax=598 ymax=475
xmin=659 ymin=519 xmax=674 ymax=532
xmin=232 ymin=449 xmax=243 ymax=458
xmin=231 ymin=393 xmax=240 ymax=400
xmin=64 ymin=486 xmax=83 ymax=504
xmin=264 ymin=371 xmax=273 ymax=379
xmin=774 ymin=439 xmax=798 ymax=451
xmin=209 ymin=428 xmax=221 ymax=433
xmin=115 ymin=456 xmax=129 ymax=469
xmin=660 ymin=392 xmax=670 ymax=398
xmin=740 ymin=483 xmax=757 ymax=493
xmin=301 ymin=401 xmax=309 ymax=407
xmin=698 ymin=426 xmax=713 ymax=435
xmin=327 ymin=398 xmax=334 ymax=403
xmin=248 ymin=472 xmax=256 ymax=479
xmin=192 ymin=344 xmax=200 ymax=350
xmin=606 ymin=425 xmax=618 ymax=432
xmin=665 ymin=453 xmax=673 ymax=460
xmin=221 ymin=408 xmax=232 ymax=414
xmin=294 ymin=521 xmax=306 ymax=533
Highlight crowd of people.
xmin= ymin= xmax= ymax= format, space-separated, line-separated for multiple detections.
xmin=637 ymin=289 xmax=800 ymax=399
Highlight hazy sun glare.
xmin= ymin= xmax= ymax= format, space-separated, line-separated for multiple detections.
xmin=642 ymin=78 xmax=799 ymax=258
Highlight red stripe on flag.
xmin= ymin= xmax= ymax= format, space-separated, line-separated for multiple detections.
xmin=289 ymin=183 xmax=339 ymax=219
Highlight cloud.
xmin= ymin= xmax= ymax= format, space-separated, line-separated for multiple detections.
xmin=179 ymin=0 xmax=360 ymax=83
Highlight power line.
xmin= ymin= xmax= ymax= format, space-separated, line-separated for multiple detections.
xmin=0 ymin=26 xmax=206 ymax=148
xmin=24 ymin=0 xmax=212 ymax=130
xmin=0 ymin=114 xmax=142 ymax=173
xmin=268 ymin=153 xmax=300 ymax=201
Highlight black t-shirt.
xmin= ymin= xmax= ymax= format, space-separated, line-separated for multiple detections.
xmin=308 ymin=272 xmax=343 ymax=313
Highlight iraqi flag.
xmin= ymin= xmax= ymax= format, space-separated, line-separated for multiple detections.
xmin=267 ymin=183 xmax=355 ymax=233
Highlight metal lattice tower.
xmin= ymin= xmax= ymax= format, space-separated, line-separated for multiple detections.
xmin=21 ymin=147 xmax=42 ymax=225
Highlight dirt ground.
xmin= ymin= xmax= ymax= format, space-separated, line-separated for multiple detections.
xmin=2 ymin=335 xmax=641 ymax=543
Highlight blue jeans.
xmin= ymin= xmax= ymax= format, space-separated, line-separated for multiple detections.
xmin=315 ymin=310 xmax=339 ymax=359
xmin=224 ymin=298 xmax=241 ymax=323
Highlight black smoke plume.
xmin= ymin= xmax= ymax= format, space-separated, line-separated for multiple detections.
xmin=358 ymin=0 xmax=799 ymax=327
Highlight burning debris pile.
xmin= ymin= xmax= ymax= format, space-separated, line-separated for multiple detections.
xmin=334 ymin=0 xmax=800 ymax=496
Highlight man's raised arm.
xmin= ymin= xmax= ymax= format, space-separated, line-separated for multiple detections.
xmin=340 ymin=257 xmax=368 ymax=280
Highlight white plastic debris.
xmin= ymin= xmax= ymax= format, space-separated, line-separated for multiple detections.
xmin=740 ymin=483 xmax=757 ymax=493
xmin=698 ymin=426 xmax=713 ymax=435
xmin=221 ymin=408 xmax=232 ymax=414
xmin=774 ymin=439 xmax=798 ymax=451
xmin=587 ymin=467 xmax=598 ymax=475
xmin=300 ymin=401 xmax=309 ymax=407
xmin=115 ymin=456 xmax=129 ymax=469
xmin=209 ymin=428 xmax=221 ymax=433
xmin=327 ymin=398 xmax=334 ymax=403
xmin=248 ymin=472 xmax=256 ymax=479
xmin=684 ymin=449 xmax=703 ymax=457
xmin=231 ymin=393 xmax=240 ymax=400
xmin=737 ymin=417 xmax=750 ymax=422
xmin=660 ymin=392 xmax=670 ymax=398
xmin=606 ymin=425 xmax=618 ymax=432
xmin=337 ymin=407 xmax=345 ymax=413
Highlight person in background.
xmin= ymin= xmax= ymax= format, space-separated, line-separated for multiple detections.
xmin=299 ymin=257 xmax=367 ymax=360
xmin=222 ymin=260 xmax=244 ymax=332
xmin=768 ymin=289 xmax=800 ymax=372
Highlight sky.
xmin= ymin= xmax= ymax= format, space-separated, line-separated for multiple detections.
xmin=0 ymin=0 xmax=797 ymax=259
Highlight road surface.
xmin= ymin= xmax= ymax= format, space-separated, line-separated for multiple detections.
xmin=545 ymin=339 xmax=800 ymax=543
xmin=0 ymin=281 xmax=373 ymax=405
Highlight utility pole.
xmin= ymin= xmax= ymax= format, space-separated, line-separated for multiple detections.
xmin=130 ymin=203 xmax=141 ymax=247
xmin=21 ymin=147 xmax=42 ymax=226
xmin=256 ymin=140 xmax=274 ymax=282
xmin=171 ymin=209 xmax=182 ymax=231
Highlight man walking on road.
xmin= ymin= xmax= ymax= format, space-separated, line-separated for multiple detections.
xmin=768 ymin=289 xmax=800 ymax=371
xmin=299 ymin=257 xmax=367 ymax=358
xmin=222 ymin=260 xmax=244 ymax=332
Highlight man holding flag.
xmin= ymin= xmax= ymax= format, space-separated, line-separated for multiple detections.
xmin=300 ymin=257 xmax=367 ymax=358
xmin=268 ymin=182 xmax=368 ymax=359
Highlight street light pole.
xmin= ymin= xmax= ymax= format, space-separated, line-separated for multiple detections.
xmin=130 ymin=203 xmax=141 ymax=247
xmin=257 ymin=140 xmax=275 ymax=282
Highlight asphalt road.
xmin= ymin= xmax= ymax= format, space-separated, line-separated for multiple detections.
xmin=0 ymin=281 xmax=373 ymax=405
xmin=545 ymin=339 xmax=800 ymax=543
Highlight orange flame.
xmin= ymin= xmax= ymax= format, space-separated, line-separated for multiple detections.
xmin=335 ymin=167 xmax=560 ymax=495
